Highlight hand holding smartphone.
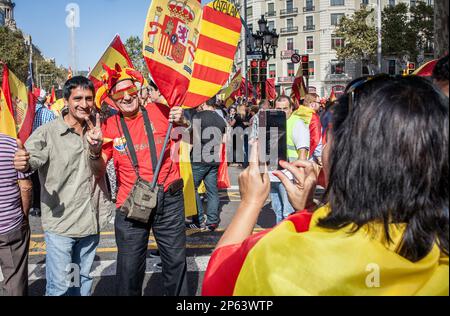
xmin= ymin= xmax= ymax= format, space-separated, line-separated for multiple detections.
xmin=257 ymin=110 xmax=287 ymax=172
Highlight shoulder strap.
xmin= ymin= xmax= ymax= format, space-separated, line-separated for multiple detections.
xmin=140 ymin=106 xmax=158 ymax=174
xmin=119 ymin=114 xmax=140 ymax=176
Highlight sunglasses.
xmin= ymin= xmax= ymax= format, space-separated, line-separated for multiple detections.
xmin=110 ymin=85 xmax=139 ymax=103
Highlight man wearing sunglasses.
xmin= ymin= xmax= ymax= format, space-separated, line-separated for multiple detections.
xmin=91 ymin=64 xmax=189 ymax=296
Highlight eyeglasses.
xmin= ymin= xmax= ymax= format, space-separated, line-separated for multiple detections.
xmin=110 ymin=85 xmax=139 ymax=104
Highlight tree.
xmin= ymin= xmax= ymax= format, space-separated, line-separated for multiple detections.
xmin=410 ymin=1 xmax=434 ymax=60
xmin=124 ymin=36 xmax=150 ymax=79
xmin=0 ymin=26 xmax=29 ymax=82
xmin=335 ymin=9 xmax=378 ymax=63
xmin=382 ymin=3 xmax=417 ymax=62
xmin=434 ymin=0 xmax=449 ymax=58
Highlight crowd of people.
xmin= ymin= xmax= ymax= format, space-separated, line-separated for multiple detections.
xmin=0 ymin=55 xmax=448 ymax=296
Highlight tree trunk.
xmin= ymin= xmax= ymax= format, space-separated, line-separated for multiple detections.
xmin=434 ymin=0 xmax=449 ymax=58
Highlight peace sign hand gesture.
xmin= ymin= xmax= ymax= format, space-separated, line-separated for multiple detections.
xmin=85 ymin=113 xmax=103 ymax=155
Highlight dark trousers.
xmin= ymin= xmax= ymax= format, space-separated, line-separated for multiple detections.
xmin=192 ymin=164 xmax=220 ymax=226
xmin=31 ymin=172 xmax=40 ymax=209
xmin=0 ymin=220 xmax=30 ymax=296
xmin=115 ymin=186 xmax=188 ymax=296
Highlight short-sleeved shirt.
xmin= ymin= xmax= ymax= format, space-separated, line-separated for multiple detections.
xmin=0 ymin=134 xmax=25 ymax=235
xmin=102 ymin=103 xmax=180 ymax=209
xmin=191 ymin=110 xmax=227 ymax=165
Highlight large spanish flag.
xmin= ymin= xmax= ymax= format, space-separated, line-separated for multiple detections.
xmin=143 ymin=0 xmax=241 ymax=108
xmin=0 ymin=87 xmax=17 ymax=138
xmin=203 ymin=206 xmax=449 ymax=296
xmin=88 ymin=35 xmax=134 ymax=90
xmin=2 ymin=64 xmax=36 ymax=143
xmin=291 ymin=67 xmax=307 ymax=104
xmin=221 ymin=70 xmax=242 ymax=108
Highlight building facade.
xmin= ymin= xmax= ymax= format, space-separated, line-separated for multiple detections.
xmin=0 ymin=0 xmax=16 ymax=30
xmin=236 ymin=0 xmax=434 ymax=98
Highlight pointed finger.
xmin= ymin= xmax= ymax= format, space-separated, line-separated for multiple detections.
xmin=96 ymin=113 xmax=101 ymax=128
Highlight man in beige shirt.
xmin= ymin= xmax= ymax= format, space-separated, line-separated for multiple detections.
xmin=14 ymin=76 xmax=112 ymax=296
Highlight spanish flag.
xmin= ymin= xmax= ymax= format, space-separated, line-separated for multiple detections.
xmin=203 ymin=206 xmax=449 ymax=296
xmin=0 ymin=87 xmax=17 ymax=138
xmin=88 ymin=35 xmax=134 ymax=90
xmin=221 ymin=70 xmax=242 ymax=108
xmin=291 ymin=67 xmax=307 ymax=105
xmin=2 ymin=64 xmax=36 ymax=143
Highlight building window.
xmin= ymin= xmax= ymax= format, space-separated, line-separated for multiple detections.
xmin=331 ymin=34 xmax=344 ymax=50
xmin=306 ymin=0 xmax=314 ymax=9
xmin=287 ymin=38 xmax=294 ymax=50
xmin=309 ymin=61 xmax=315 ymax=77
xmin=268 ymin=21 xmax=275 ymax=31
xmin=331 ymin=13 xmax=345 ymax=26
xmin=288 ymin=63 xmax=295 ymax=77
xmin=331 ymin=60 xmax=345 ymax=75
xmin=286 ymin=0 xmax=293 ymax=11
xmin=410 ymin=0 xmax=416 ymax=7
xmin=247 ymin=6 xmax=253 ymax=18
xmin=361 ymin=0 xmax=369 ymax=4
xmin=330 ymin=0 xmax=345 ymax=6
xmin=269 ymin=64 xmax=276 ymax=78
xmin=287 ymin=18 xmax=294 ymax=29
xmin=268 ymin=3 xmax=275 ymax=14
xmin=388 ymin=60 xmax=396 ymax=75
xmin=389 ymin=0 xmax=396 ymax=6
xmin=248 ymin=24 xmax=253 ymax=33
xmin=306 ymin=16 xmax=314 ymax=28
xmin=306 ymin=36 xmax=314 ymax=51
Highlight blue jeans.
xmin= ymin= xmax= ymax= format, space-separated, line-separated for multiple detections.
xmin=192 ymin=164 xmax=220 ymax=226
xmin=44 ymin=232 xmax=100 ymax=296
xmin=270 ymin=182 xmax=295 ymax=224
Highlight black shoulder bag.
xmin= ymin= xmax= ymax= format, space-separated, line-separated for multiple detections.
xmin=119 ymin=106 xmax=160 ymax=223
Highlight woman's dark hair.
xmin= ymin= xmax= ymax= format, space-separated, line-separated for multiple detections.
xmin=320 ymin=75 xmax=449 ymax=262
xmin=63 ymin=76 xmax=95 ymax=100
xmin=433 ymin=55 xmax=449 ymax=82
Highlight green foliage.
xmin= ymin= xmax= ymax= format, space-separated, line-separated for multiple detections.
xmin=124 ymin=36 xmax=150 ymax=80
xmin=335 ymin=9 xmax=378 ymax=62
xmin=0 ymin=26 xmax=67 ymax=90
xmin=409 ymin=1 xmax=434 ymax=56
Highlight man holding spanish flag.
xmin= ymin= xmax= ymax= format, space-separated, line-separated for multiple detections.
xmin=92 ymin=64 xmax=190 ymax=296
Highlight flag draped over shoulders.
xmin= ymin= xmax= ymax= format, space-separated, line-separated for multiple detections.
xmin=203 ymin=206 xmax=449 ymax=296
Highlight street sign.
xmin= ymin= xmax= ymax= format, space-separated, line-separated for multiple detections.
xmin=291 ymin=53 xmax=301 ymax=64
xmin=248 ymin=52 xmax=263 ymax=60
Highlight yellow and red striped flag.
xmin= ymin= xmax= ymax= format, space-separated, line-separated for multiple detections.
xmin=182 ymin=1 xmax=242 ymax=107
xmin=2 ymin=64 xmax=35 ymax=143
xmin=291 ymin=66 xmax=307 ymax=105
xmin=0 ymin=87 xmax=17 ymax=138
xmin=221 ymin=70 xmax=242 ymax=108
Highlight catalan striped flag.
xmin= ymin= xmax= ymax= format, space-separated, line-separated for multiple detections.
xmin=182 ymin=1 xmax=242 ymax=107
xmin=203 ymin=206 xmax=449 ymax=296
xmin=88 ymin=35 xmax=134 ymax=91
xmin=2 ymin=64 xmax=36 ymax=143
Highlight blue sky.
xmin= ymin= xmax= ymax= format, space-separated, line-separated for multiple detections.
xmin=15 ymin=0 xmax=213 ymax=71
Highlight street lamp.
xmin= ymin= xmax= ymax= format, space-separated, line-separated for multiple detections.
xmin=248 ymin=15 xmax=279 ymax=99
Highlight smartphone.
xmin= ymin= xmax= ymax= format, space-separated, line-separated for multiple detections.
xmin=258 ymin=110 xmax=287 ymax=171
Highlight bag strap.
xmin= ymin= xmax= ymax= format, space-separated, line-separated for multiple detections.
xmin=119 ymin=106 xmax=158 ymax=177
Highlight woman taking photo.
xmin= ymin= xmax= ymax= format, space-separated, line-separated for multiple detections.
xmin=203 ymin=75 xmax=449 ymax=296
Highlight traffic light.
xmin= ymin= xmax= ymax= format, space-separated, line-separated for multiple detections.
xmin=301 ymin=55 xmax=310 ymax=78
xmin=259 ymin=60 xmax=268 ymax=82
xmin=250 ymin=60 xmax=259 ymax=84
xmin=407 ymin=62 xmax=416 ymax=75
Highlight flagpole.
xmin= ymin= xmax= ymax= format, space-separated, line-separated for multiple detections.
xmin=151 ymin=123 xmax=173 ymax=190
xmin=244 ymin=0 xmax=249 ymax=102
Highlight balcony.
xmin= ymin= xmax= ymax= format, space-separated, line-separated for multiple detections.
xmin=280 ymin=26 xmax=299 ymax=35
xmin=280 ymin=7 xmax=298 ymax=16
xmin=280 ymin=49 xmax=300 ymax=60
xmin=265 ymin=11 xmax=277 ymax=17
xmin=278 ymin=76 xmax=295 ymax=84
xmin=303 ymin=25 xmax=316 ymax=31
xmin=303 ymin=6 xmax=315 ymax=12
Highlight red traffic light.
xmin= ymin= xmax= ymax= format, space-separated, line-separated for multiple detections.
xmin=408 ymin=63 xmax=416 ymax=70
xmin=259 ymin=60 xmax=268 ymax=68
xmin=301 ymin=55 xmax=309 ymax=63
xmin=251 ymin=60 xmax=259 ymax=68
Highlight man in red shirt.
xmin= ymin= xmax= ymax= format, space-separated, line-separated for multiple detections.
xmin=90 ymin=65 xmax=189 ymax=296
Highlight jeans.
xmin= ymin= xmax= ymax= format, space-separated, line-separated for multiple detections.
xmin=270 ymin=182 xmax=295 ymax=224
xmin=115 ymin=186 xmax=188 ymax=296
xmin=192 ymin=164 xmax=220 ymax=226
xmin=44 ymin=232 xmax=100 ymax=296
